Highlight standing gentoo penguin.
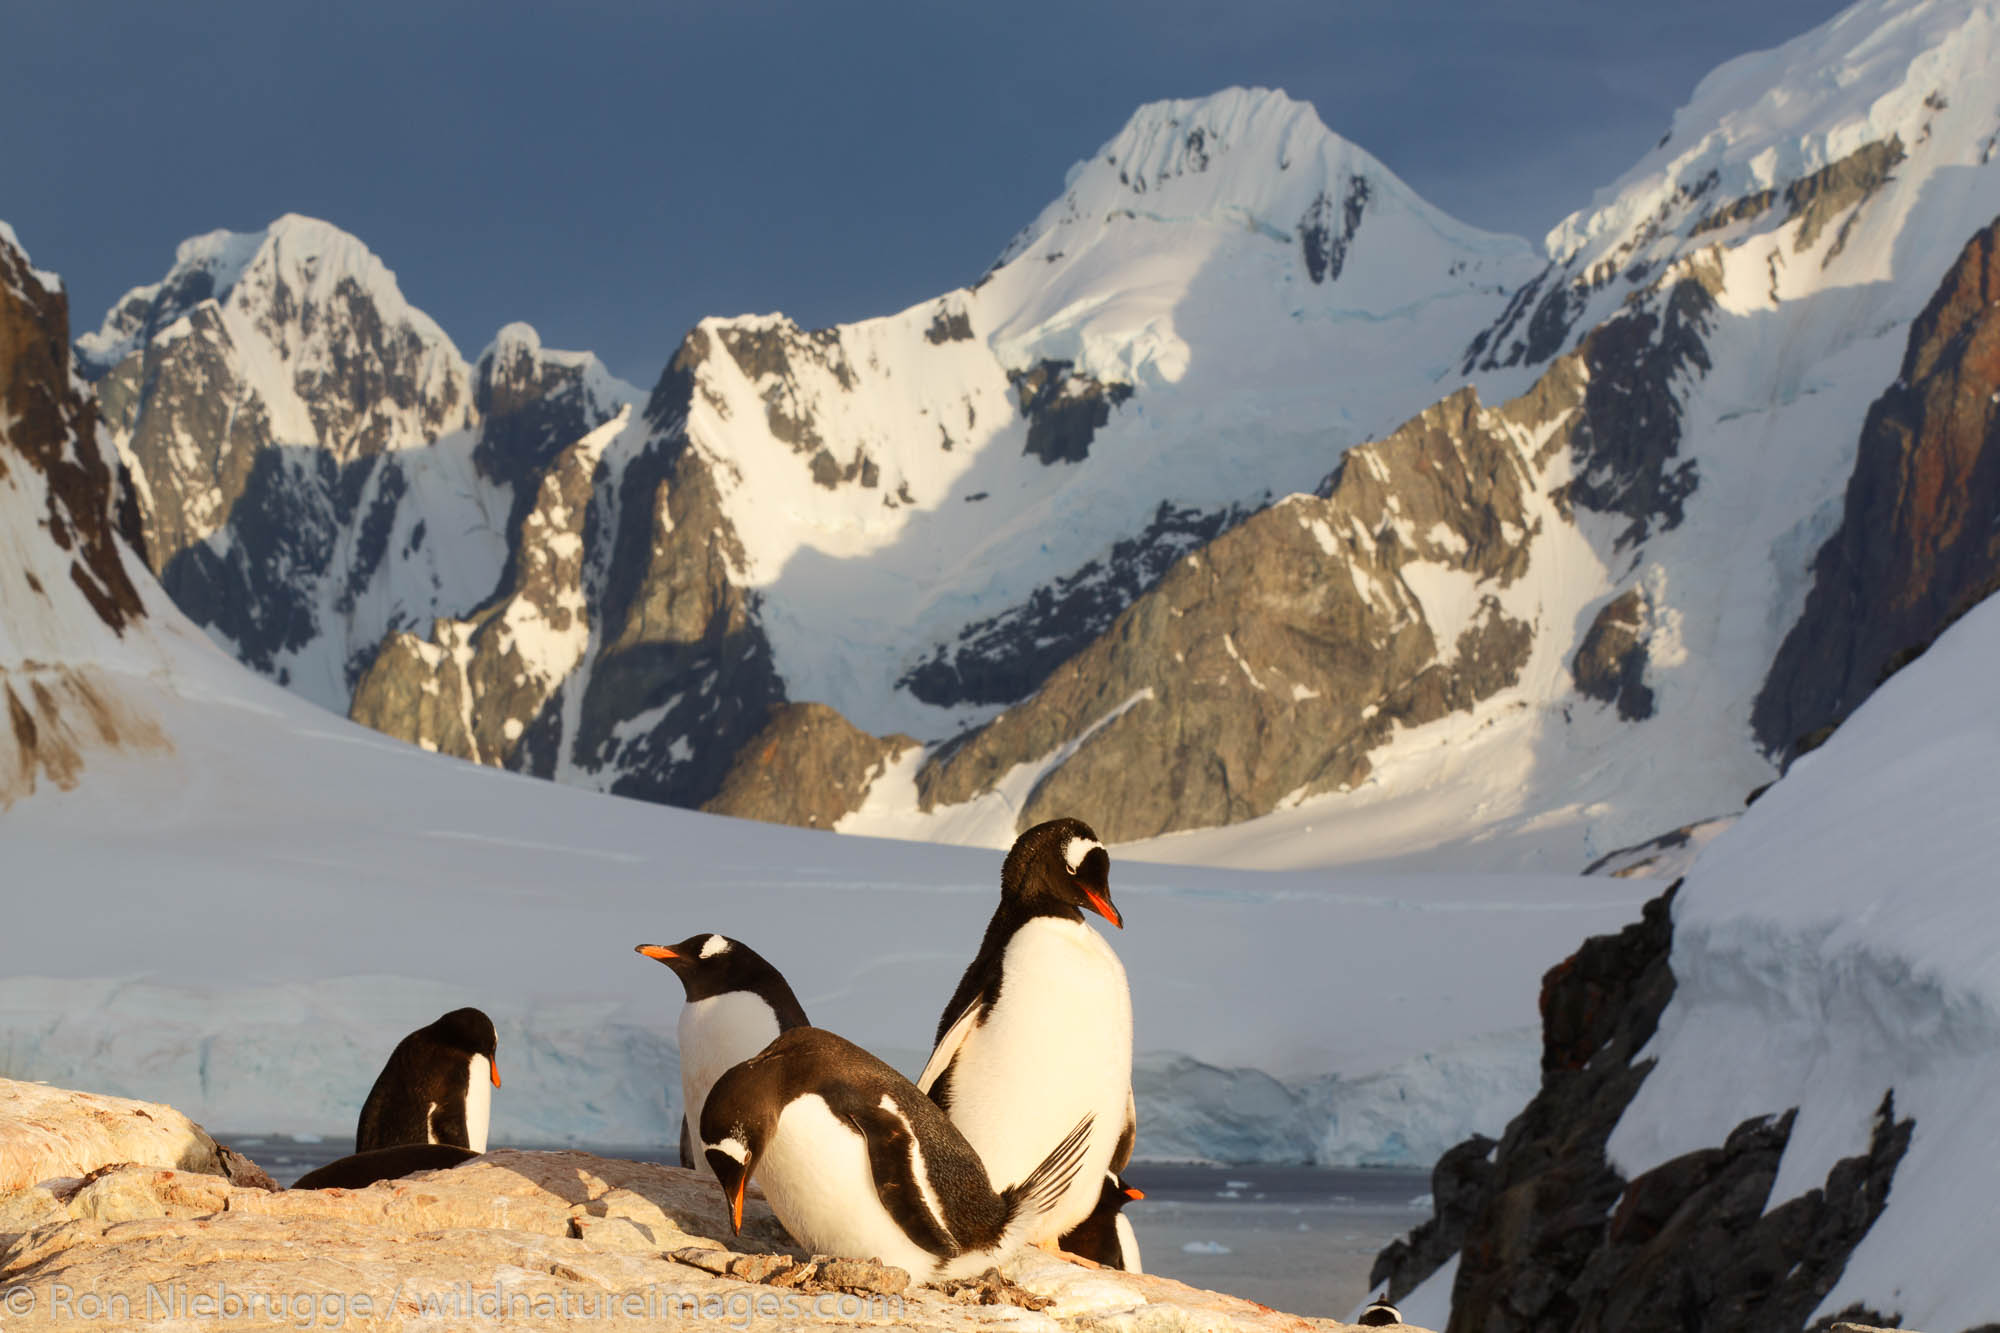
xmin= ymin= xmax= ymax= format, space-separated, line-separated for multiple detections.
xmin=1058 ymin=1171 xmax=1145 ymax=1271
xmin=634 ymin=934 xmax=809 ymax=1171
xmin=699 ymin=1026 xmax=1095 ymax=1281
xmin=917 ymin=816 xmax=1135 ymax=1248
xmin=355 ymin=1007 xmax=500 ymax=1153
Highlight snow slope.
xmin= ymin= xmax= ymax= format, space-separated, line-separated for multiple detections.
xmin=1600 ymin=591 xmax=2000 ymax=1332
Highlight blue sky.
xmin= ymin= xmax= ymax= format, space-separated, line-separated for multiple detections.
xmin=3 ymin=1 xmax=1849 ymax=386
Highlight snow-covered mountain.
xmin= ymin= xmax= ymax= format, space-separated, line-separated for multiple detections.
xmin=83 ymin=1 xmax=2000 ymax=879
xmin=81 ymin=214 xmax=637 ymax=713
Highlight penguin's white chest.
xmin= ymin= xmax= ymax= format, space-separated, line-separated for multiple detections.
xmin=756 ymin=1095 xmax=947 ymax=1278
xmin=943 ymin=917 xmax=1132 ymax=1237
xmin=464 ymin=1056 xmax=492 ymax=1153
xmin=679 ymin=993 xmax=781 ymax=1143
xmin=1114 ymin=1213 xmax=1143 ymax=1273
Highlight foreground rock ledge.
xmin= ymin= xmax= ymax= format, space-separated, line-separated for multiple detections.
xmin=0 ymin=1080 xmax=1427 ymax=1331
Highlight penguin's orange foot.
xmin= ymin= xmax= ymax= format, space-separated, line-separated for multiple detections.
xmin=1058 ymin=1250 xmax=1103 ymax=1270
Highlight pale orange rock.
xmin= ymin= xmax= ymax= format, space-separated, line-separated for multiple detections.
xmin=0 ymin=1080 xmax=1430 ymax=1331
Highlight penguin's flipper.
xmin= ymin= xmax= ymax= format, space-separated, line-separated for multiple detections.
xmin=914 ymin=996 xmax=986 ymax=1104
xmin=1007 ymin=1112 xmax=1096 ymax=1225
xmin=1111 ymin=1089 xmax=1137 ymax=1173
xmin=679 ymin=1115 xmax=695 ymax=1170
xmin=844 ymin=1102 xmax=958 ymax=1259
xmin=428 ymin=1096 xmax=471 ymax=1150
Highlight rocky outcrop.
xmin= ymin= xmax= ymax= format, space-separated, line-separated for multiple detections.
xmin=1 ymin=226 xmax=165 ymax=809
xmin=915 ymin=387 xmax=1540 ymax=842
xmin=1371 ymin=889 xmax=1916 ymax=1333
xmin=899 ymin=501 xmax=1251 ymax=709
xmin=703 ymin=703 xmax=914 ymax=829
xmin=567 ymin=413 xmax=786 ymax=809
xmin=1571 ymin=588 xmax=1655 ymax=721
xmin=1 ymin=229 xmax=145 ymax=636
xmin=1008 ymin=360 xmax=1134 ymax=465
xmin=0 ymin=1080 xmax=1399 ymax=1332
xmin=350 ymin=408 xmax=623 ymax=769
xmin=1755 ymin=214 xmax=2000 ymax=759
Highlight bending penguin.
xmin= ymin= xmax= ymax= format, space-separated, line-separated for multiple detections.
xmin=634 ymin=934 xmax=809 ymax=1171
xmin=699 ymin=1026 xmax=1094 ymax=1281
xmin=1059 ymin=1171 xmax=1144 ymax=1271
xmin=917 ymin=816 xmax=1135 ymax=1248
xmin=355 ymin=1007 xmax=500 ymax=1153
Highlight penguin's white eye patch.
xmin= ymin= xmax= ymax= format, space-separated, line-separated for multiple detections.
xmin=709 ymin=1135 xmax=749 ymax=1163
xmin=700 ymin=935 xmax=731 ymax=960
xmin=1064 ymin=837 xmax=1104 ymax=872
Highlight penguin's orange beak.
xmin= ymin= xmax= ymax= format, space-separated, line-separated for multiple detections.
xmin=1123 ymin=1185 xmax=1144 ymax=1201
xmin=490 ymin=1060 xmax=502 ymax=1088
xmin=729 ymin=1173 xmax=746 ymax=1233
xmin=1083 ymin=888 xmax=1123 ymax=929
xmin=636 ymin=944 xmax=678 ymax=961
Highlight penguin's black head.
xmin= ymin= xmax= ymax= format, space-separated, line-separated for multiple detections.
xmin=1100 ymin=1170 xmax=1144 ymax=1213
xmin=695 ymin=1049 xmax=784 ymax=1235
xmin=634 ymin=934 xmax=804 ymax=1015
xmin=421 ymin=1008 xmax=501 ymax=1087
xmin=1002 ymin=817 xmax=1122 ymax=928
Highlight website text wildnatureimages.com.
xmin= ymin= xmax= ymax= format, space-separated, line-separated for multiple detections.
xmin=0 ymin=1280 xmax=907 ymax=1327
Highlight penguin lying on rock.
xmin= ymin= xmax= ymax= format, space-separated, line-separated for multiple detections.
xmin=355 ymin=1007 xmax=500 ymax=1154
xmin=292 ymin=1143 xmax=481 ymax=1190
xmin=919 ymin=817 xmax=1135 ymax=1248
xmin=1058 ymin=1171 xmax=1144 ymax=1271
xmin=635 ymin=934 xmax=810 ymax=1172
xmin=699 ymin=1026 xmax=1094 ymax=1282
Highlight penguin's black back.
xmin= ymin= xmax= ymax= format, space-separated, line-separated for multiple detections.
xmin=291 ymin=1143 xmax=481 ymax=1190
xmin=355 ymin=1007 xmax=496 ymax=1152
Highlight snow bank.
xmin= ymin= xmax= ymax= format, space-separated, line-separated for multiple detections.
xmin=1606 ymin=592 xmax=2000 ymax=1332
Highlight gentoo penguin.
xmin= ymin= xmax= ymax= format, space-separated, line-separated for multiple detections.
xmin=291 ymin=1143 xmax=481 ymax=1190
xmin=699 ymin=1026 xmax=1094 ymax=1281
xmin=1058 ymin=1171 xmax=1145 ymax=1271
xmin=354 ymin=1007 xmax=500 ymax=1154
xmin=917 ymin=816 xmax=1134 ymax=1247
xmin=1356 ymin=1297 xmax=1404 ymax=1326
xmin=634 ymin=934 xmax=809 ymax=1171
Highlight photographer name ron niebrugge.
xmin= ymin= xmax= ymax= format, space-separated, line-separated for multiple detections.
xmin=0 ymin=1279 xmax=909 ymax=1326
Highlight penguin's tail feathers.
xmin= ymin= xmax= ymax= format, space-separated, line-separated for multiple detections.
xmin=1000 ymin=1112 xmax=1095 ymax=1233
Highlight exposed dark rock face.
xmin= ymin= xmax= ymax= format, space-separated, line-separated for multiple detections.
xmin=1557 ymin=264 xmax=1717 ymax=548
xmin=159 ymin=446 xmax=380 ymax=683
xmin=702 ymin=702 xmax=915 ymax=829
xmin=716 ymin=318 xmax=856 ymax=457
xmin=1299 ymin=174 xmax=1370 ymax=284
xmin=1466 ymin=140 xmax=1898 ymax=377
xmin=898 ymin=500 xmax=1253 ymax=709
xmin=0 ymin=233 xmax=145 ymax=634
xmin=1785 ymin=138 xmax=1904 ymax=258
xmin=1008 ymin=360 xmax=1134 ymax=465
xmin=1571 ymin=588 xmax=1655 ymax=721
xmin=924 ymin=301 xmax=973 ymax=345
xmin=1755 ymin=215 xmax=2000 ymax=760
xmin=1373 ymin=886 xmax=1917 ymax=1333
xmin=915 ymin=387 xmax=1540 ymax=842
